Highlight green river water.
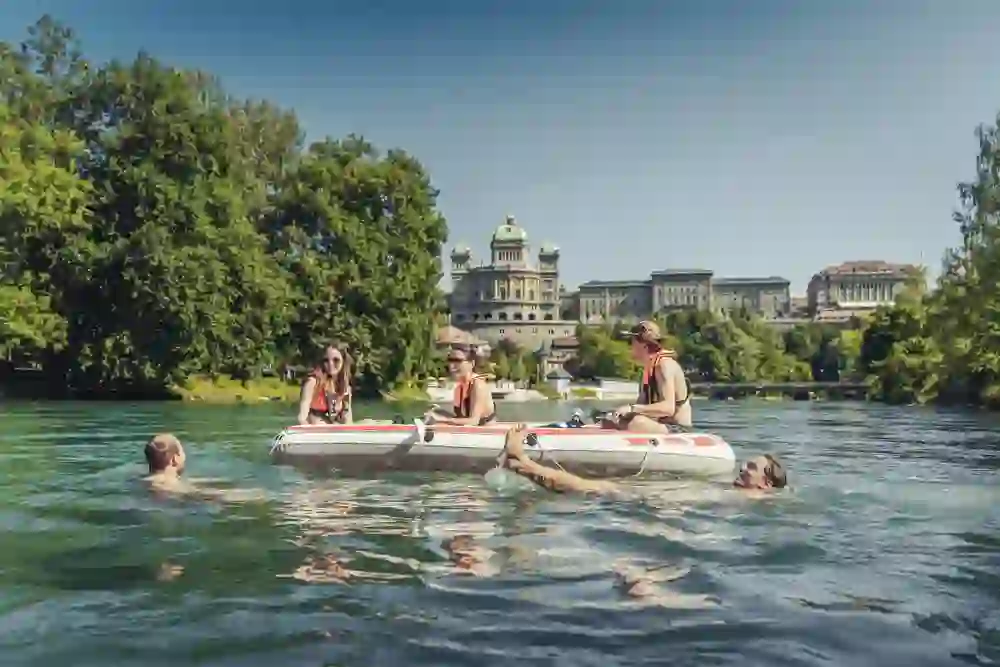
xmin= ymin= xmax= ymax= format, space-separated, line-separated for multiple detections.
xmin=0 ymin=399 xmax=998 ymax=666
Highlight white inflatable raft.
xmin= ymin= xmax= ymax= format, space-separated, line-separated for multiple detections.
xmin=269 ymin=420 xmax=736 ymax=478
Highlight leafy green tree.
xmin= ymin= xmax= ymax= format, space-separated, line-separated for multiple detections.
xmin=0 ymin=103 xmax=89 ymax=364
xmin=0 ymin=15 xmax=450 ymax=399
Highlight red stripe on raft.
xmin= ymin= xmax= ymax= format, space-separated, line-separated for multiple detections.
xmin=284 ymin=424 xmax=724 ymax=447
xmin=286 ymin=424 xmax=632 ymax=436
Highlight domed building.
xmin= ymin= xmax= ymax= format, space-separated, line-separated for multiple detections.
xmin=447 ymin=214 xmax=578 ymax=350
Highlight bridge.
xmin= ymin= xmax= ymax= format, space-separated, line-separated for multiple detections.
xmin=690 ymin=381 xmax=869 ymax=399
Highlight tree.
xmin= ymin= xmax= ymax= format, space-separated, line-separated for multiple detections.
xmin=0 ymin=103 xmax=90 ymax=364
xmin=0 ymin=15 xmax=450 ymax=399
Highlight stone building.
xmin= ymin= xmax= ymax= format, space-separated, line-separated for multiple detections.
xmin=712 ymin=276 xmax=791 ymax=318
xmin=447 ymin=215 xmax=578 ymax=349
xmin=576 ymin=270 xmax=790 ymax=323
xmin=806 ymin=260 xmax=921 ymax=317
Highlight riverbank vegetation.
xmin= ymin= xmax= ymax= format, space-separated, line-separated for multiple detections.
xmin=0 ymin=16 xmax=447 ymax=400
xmin=4 ymin=15 xmax=1000 ymax=409
xmin=566 ymin=115 xmax=1000 ymax=410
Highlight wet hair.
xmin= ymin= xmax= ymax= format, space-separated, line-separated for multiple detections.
xmin=316 ymin=341 xmax=354 ymax=397
xmin=764 ymin=454 xmax=787 ymax=488
xmin=145 ymin=433 xmax=181 ymax=473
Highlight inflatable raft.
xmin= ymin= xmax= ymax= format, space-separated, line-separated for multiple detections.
xmin=269 ymin=419 xmax=736 ymax=478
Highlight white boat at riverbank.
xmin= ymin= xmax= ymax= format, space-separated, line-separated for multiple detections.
xmin=269 ymin=421 xmax=736 ymax=478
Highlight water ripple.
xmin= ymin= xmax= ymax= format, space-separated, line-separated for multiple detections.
xmin=0 ymin=399 xmax=998 ymax=665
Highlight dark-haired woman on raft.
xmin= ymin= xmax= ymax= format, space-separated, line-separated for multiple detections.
xmin=604 ymin=320 xmax=693 ymax=433
xmin=425 ymin=346 xmax=497 ymax=426
xmin=297 ymin=343 xmax=354 ymax=425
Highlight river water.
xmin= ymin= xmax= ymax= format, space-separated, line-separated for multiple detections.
xmin=0 ymin=399 xmax=998 ymax=666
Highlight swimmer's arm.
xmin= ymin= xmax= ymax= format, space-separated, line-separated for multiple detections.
xmin=632 ymin=360 xmax=677 ymax=419
xmin=297 ymin=377 xmax=317 ymax=425
xmin=506 ymin=457 xmax=615 ymax=495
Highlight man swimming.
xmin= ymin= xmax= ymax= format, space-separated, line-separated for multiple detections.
xmin=499 ymin=424 xmax=787 ymax=494
xmin=144 ymin=433 xmax=189 ymax=493
xmin=142 ymin=433 xmax=264 ymax=502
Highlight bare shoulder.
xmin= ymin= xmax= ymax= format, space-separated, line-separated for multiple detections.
xmin=656 ymin=356 xmax=683 ymax=376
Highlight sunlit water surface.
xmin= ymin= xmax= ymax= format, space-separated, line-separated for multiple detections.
xmin=0 ymin=399 xmax=998 ymax=666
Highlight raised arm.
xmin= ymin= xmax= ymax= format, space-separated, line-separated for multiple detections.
xmin=502 ymin=425 xmax=617 ymax=495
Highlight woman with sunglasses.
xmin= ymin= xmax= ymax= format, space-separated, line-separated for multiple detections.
xmin=297 ymin=342 xmax=354 ymax=425
xmin=425 ymin=346 xmax=497 ymax=426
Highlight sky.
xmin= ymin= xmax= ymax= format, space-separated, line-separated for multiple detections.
xmin=4 ymin=0 xmax=1000 ymax=294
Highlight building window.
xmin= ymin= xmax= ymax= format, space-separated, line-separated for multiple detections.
xmin=500 ymin=328 xmax=505 ymax=334
xmin=544 ymin=314 xmax=553 ymax=321
xmin=528 ymin=313 xmax=536 ymax=321
xmin=549 ymin=329 xmax=555 ymax=334
xmin=513 ymin=312 xmax=523 ymax=320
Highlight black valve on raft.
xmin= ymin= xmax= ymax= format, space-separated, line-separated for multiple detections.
xmin=524 ymin=432 xmax=539 ymax=447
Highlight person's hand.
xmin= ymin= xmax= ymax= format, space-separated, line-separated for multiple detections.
xmin=504 ymin=423 xmax=529 ymax=461
xmin=612 ymin=404 xmax=634 ymax=419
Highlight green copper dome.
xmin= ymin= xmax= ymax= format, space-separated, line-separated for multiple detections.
xmin=492 ymin=215 xmax=528 ymax=243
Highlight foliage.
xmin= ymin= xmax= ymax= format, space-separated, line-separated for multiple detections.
xmin=488 ymin=338 xmax=540 ymax=384
xmin=568 ymin=314 xmax=821 ymax=384
xmin=563 ymin=104 xmax=1000 ymax=412
xmin=0 ymin=15 xmax=448 ymax=398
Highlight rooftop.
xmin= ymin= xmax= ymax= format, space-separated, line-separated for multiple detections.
xmin=651 ymin=269 xmax=714 ymax=276
xmin=578 ymin=279 xmax=651 ymax=289
xmin=713 ymin=276 xmax=790 ymax=286
xmin=814 ymin=260 xmax=919 ymax=278
xmin=492 ymin=214 xmax=528 ymax=243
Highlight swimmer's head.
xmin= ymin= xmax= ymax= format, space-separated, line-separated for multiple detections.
xmin=734 ymin=454 xmax=786 ymax=490
xmin=144 ymin=433 xmax=186 ymax=475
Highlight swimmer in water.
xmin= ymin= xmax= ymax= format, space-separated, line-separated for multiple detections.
xmin=500 ymin=423 xmax=787 ymax=494
xmin=143 ymin=433 xmax=189 ymax=493
xmin=142 ymin=433 xmax=264 ymax=502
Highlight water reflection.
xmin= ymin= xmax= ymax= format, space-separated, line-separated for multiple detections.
xmin=0 ymin=400 xmax=998 ymax=666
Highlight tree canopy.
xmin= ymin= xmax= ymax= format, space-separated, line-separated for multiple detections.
xmin=0 ymin=15 xmax=447 ymax=398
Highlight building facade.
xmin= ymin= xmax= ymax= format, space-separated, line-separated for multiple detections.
xmin=576 ymin=270 xmax=790 ymax=323
xmin=447 ymin=215 xmax=578 ymax=349
xmin=806 ymin=260 xmax=921 ymax=317
xmin=712 ymin=276 xmax=791 ymax=318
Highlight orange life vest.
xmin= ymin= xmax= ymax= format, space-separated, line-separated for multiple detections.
xmin=308 ymin=368 xmax=349 ymax=423
xmin=453 ymin=373 xmax=489 ymax=418
xmin=639 ymin=349 xmax=690 ymax=407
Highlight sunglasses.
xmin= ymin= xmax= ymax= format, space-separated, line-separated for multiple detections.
xmin=447 ymin=356 xmax=468 ymax=364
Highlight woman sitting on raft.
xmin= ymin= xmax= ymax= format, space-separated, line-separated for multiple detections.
xmin=605 ymin=320 xmax=693 ymax=433
xmin=297 ymin=342 xmax=354 ymax=425
xmin=425 ymin=346 xmax=497 ymax=426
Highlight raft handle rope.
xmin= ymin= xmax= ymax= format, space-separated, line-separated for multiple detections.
xmin=590 ymin=409 xmax=657 ymax=478
xmin=268 ymin=431 xmax=286 ymax=456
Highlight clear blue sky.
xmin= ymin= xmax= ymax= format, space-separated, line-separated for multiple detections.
xmin=4 ymin=0 xmax=1000 ymax=294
